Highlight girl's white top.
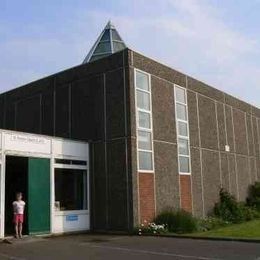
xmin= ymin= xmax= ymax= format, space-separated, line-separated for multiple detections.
xmin=13 ymin=200 xmax=26 ymax=214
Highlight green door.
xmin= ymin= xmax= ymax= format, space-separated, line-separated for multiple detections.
xmin=28 ymin=158 xmax=50 ymax=235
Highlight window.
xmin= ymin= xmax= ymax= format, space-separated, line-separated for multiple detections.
xmin=100 ymin=30 xmax=110 ymax=41
xmin=175 ymin=87 xmax=186 ymax=104
xmin=138 ymin=111 xmax=151 ymax=129
xmin=113 ymin=41 xmax=125 ymax=52
xmin=138 ymin=130 xmax=152 ymax=150
xmin=138 ymin=151 xmax=153 ymax=171
xmin=178 ymin=138 xmax=189 ymax=155
xmin=135 ymin=70 xmax=154 ymax=171
xmin=175 ymin=85 xmax=191 ymax=174
xmin=55 ymin=159 xmax=87 ymax=166
xmin=178 ymin=121 xmax=188 ymax=136
xmin=95 ymin=42 xmax=111 ymax=54
xmin=136 ymin=71 xmax=149 ymax=91
xmin=176 ymin=103 xmax=187 ymax=120
xmin=55 ymin=168 xmax=88 ymax=211
xmin=112 ymin=29 xmax=122 ymax=41
xmin=179 ymin=156 xmax=190 ymax=172
xmin=137 ymin=90 xmax=150 ymax=110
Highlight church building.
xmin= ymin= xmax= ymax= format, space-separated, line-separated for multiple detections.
xmin=0 ymin=21 xmax=259 ymax=237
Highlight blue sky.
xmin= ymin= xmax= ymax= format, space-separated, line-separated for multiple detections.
xmin=1 ymin=0 xmax=260 ymax=107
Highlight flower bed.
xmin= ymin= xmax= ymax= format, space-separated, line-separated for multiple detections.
xmin=136 ymin=221 xmax=167 ymax=235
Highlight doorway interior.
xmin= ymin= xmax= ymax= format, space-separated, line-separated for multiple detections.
xmin=5 ymin=156 xmax=28 ymax=236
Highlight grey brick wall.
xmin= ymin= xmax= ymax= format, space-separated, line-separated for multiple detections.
xmin=130 ymin=49 xmax=260 ymax=218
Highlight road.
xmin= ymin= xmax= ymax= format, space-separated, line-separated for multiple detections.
xmin=0 ymin=234 xmax=260 ymax=260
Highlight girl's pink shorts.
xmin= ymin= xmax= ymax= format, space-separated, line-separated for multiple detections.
xmin=13 ymin=214 xmax=24 ymax=224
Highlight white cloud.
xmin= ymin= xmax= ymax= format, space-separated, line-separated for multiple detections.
xmin=1 ymin=0 xmax=260 ymax=107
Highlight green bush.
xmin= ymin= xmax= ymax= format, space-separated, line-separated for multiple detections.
xmin=214 ymin=188 xmax=244 ymax=223
xmin=247 ymin=182 xmax=260 ymax=211
xmin=238 ymin=202 xmax=260 ymax=221
xmin=197 ymin=217 xmax=230 ymax=232
xmin=214 ymin=188 xmax=260 ymax=223
xmin=154 ymin=209 xmax=197 ymax=233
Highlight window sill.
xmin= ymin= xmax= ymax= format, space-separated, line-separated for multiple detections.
xmin=54 ymin=210 xmax=89 ymax=216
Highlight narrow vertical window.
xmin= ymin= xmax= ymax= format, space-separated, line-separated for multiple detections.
xmin=174 ymin=85 xmax=191 ymax=174
xmin=135 ymin=70 xmax=154 ymax=171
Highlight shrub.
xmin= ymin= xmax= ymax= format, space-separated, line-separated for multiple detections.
xmin=214 ymin=188 xmax=245 ymax=223
xmin=197 ymin=217 xmax=230 ymax=232
xmin=247 ymin=182 xmax=260 ymax=211
xmin=154 ymin=209 xmax=197 ymax=233
xmin=214 ymin=188 xmax=260 ymax=223
xmin=240 ymin=203 xmax=260 ymax=220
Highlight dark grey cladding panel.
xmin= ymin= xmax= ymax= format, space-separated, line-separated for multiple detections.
xmin=55 ymin=67 xmax=78 ymax=86
xmin=246 ymin=115 xmax=254 ymax=156
xmin=80 ymin=50 xmax=126 ymax=77
xmin=228 ymin=153 xmax=238 ymax=198
xmin=71 ymin=78 xmax=94 ymax=140
xmin=4 ymin=77 xmax=54 ymax=101
xmin=124 ymin=66 xmax=132 ymax=137
xmin=220 ymin=152 xmax=230 ymax=192
xmin=5 ymin=102 xmax=15 ymax=130
xmin=233 ymin=108 xmax=248 ymax=155
xmin=3 ymin=50 xmax=126 ymax=105
xmin=16 ymin=95 xmax=41 ymax=134
xmin=92 ymin=142 xmax=107 ymax=230
xmin=92 ymin=75 xmax=105 ymax=141
xmin=126 ymin=137 xmax=134 ymax=227
xmin=107 ymin=139 xmax=129 ymax=230
xmin=128 ymin=68 xmax=136 ymax=137
xmin=55 ymin=84 xmax=70 ymax=138
xmin=152 ymin=76 xmax=176 ymax=143
xmin=198 ymin=95 xmax=218 ymax=150
xmin=225 ymin=93 xmax=251 ymax=114
xmin=217 ymin=103 xmax=226 ymax=151
xmin=225 ymin=105 xmax=235 ymax=153
xmin=236 ymin=155 xmax=250 ymax=201
xmin=154 ymin=142 xmax=179 ymax=214
xmin=187 ymin=90 xmax=199 ymax=147
xmin=190 ymin=147 xmax=203 ymax=217
xmin=55 ymin=50 xmax=126 ymax=86
xmin=187 ymin=77 xmax=224 ymax=103
xmin=106 ymin=69 xmax=125 ymax=139
xmin=129 ymin=136 xmax=138 ymax=226
xmin=132 ymin=51 xmax=186 ymax=88
xmin=202 ymin=150 xmax=221 ymax=215
xmin=0 ymin=95 xmax=4 ymax=129
xmin=42 ymin=91 xmax=54 ymax=136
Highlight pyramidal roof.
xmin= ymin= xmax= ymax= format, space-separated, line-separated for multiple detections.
xmin=83 ymin=21 xmax=127 ymax=64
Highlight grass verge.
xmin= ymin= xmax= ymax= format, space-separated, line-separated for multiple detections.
xmin=189 ymin=219 xmax=260 ymax=239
